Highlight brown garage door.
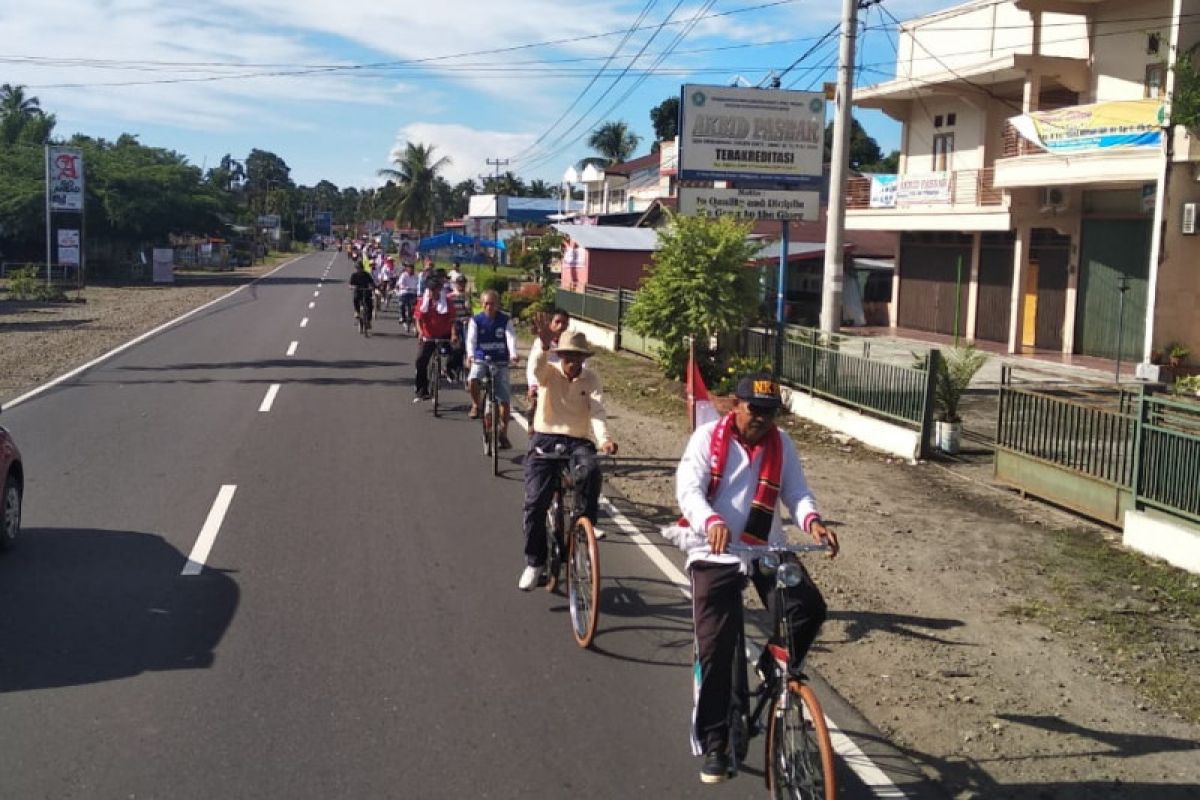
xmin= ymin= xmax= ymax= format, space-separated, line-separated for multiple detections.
xmin=897 ymin=233 xmax=972 ymax=336
xmin=1031 ymin=229 xmax=1069 ymax=352
xmin=975 ymin=232 xmax=1015 ymax=343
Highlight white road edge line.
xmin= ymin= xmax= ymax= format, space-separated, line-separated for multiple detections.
xmin=300 ymin=317 xmax=309 ymax=328
xmin=510 ymin=412 xmax=908 ymax=798
xmin=1 ymin=255 xmax=304 ymax=411
xmin=286 ymin=341 xmax=298 ymax=357
xmin=258 ymin=384 xmax=281 ymax=412
xmin=182 ymin=485 xmax=237 ymax=576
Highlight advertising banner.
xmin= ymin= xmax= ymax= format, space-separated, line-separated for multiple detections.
xmin=315 ymin=211 xmax=333 ymax=236
xmin=257 ymin=214 xmax=281 ymax=228
xmin=678 ymin=186 xmax=819 ymax=221
xmin=152 ymin=247 xmax=175 ymax=284
xmin=48 ymin=147 xmax=85 ymax=211
xmin=678 ymin=84 xmax=825 ymax=188
xmin=57 ymin=229 xmax=80 ymax=265
xmin=897 ymin=172 xmax=951 ymax=205
xmin=1009 ymin=99 xmax=1164 ymax=154
xmin=869 ymin=174 xmax=897 ymax=208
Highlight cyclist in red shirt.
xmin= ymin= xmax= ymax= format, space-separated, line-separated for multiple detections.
xmin=413 ymin=277 xmax=458 ymax=401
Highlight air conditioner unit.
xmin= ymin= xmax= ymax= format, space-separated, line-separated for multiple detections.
xmin=1039 ymin=186 xmax=1069 ymax=212
xmin=1184 ymin=202 xmax=1197 ymax=235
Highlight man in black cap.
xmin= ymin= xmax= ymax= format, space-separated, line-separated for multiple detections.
xmin=668 ymin=372 xmax=839 ymax=784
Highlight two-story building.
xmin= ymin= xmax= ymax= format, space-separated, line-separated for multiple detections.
xmin=849 ymin=0 xmax=1200 ymax=368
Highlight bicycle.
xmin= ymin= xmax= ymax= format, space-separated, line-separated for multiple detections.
xmin=425 ymin=338 xmax=453 ymax=417
xmin=532 ymin=443 xmax=603 ymax=648
xmin=477 ymin=358 xmax=500 ymax=475
xmin=397 ymin=293 xmax=417 ymax=334
xmin=353 ymin=287 xmax=373 ymax=336
xmin=723 ymin=542 xmax=836 ymax=799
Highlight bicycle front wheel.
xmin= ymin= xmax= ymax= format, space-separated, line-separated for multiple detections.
xmin=566 ymin=515 xmax=600 ymax=648
xmin=490 ymin=389 xmax=499 ymax=476
xmin=430 ymin=357 xmax=441 ymax=417
xmin=765 ymin=680 xmax=836 ymax=800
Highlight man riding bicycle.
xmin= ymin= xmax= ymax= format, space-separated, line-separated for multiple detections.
xmin=413 ymin=277 xmax=457 ymax=402
xmin=397 ymin=263 xmax=419 ymax=328
xmin=519 ymin=317 xmax=617 ymax=592
xmin=348 ymin=262 xmax=376 ymax=325
xmin=465 ymin=289 xmax=518 ymax=447
xmin=667 ymin=373 xmax=838 ymax=784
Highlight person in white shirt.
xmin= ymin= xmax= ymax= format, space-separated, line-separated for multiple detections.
xmin=667 ymin=373 xmax=838 ymax=785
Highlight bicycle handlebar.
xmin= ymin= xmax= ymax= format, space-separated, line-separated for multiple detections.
xmin=726 ymin=542 xmax=830 ymax=555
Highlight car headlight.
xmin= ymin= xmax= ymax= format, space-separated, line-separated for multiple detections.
xmin=760 ymin=552 xmax=780 ymax=572
xmin=777 ymin=562 xmax=803 ymax=588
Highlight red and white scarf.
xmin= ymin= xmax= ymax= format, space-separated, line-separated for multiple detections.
xmin=704 ymin=412 xmax=782 ymax=545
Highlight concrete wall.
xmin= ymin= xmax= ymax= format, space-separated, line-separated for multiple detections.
xmin=585 ymin=250 xmax=654 ymax=291
xmin=904 ymin=95 xmax=987 ymax=173
xmin=1093 ymin=0 xmax=1172 ymax=102
xmin=1124 ymin=510 xmax=1200 ymax=574
xmin=1152 ymin=159 xmax=1200 ymax=354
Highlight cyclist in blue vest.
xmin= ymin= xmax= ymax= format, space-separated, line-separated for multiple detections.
xmin=466 ymin=289 xmax=519 ymax=449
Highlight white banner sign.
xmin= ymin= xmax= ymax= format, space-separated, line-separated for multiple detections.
xmin=678 ymin=186 xmax=819 ymax=221
xmin=897 ymin=172 xmax=951 ymax=205
xmin=48 ymin=147 xmax=85 ymax=211
xmin=869 ymin=175 xmax=897 ymax=208
xmin=57 ymin=229 xmax=80 ymax=265
xmin=152 ymin=247 xmax=175 ymax=284
xmin=678 ymin=84 xmax=824 ymax=188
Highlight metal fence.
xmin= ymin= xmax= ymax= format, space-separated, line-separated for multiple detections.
xmin=742 ymin=327 xmax=932 ymax=428
xmin=1134 ymin=395 xmax=1200 ymax=524
xmin=556 ymin=285 xmax=620 ymax=328
xmin=996 ymin=386 xmax=1139 ymax=487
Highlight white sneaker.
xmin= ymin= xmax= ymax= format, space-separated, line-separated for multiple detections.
xmin=517 ymin=565 xmax=540 ymax=591
xmin=593 ymin=527 xmax=606 ymax=540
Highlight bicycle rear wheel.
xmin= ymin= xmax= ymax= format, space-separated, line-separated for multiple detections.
xmin=566 ymin=515 xmax=600 ymax=648
xmin=765 ymin=680 xmax=836 ymax=800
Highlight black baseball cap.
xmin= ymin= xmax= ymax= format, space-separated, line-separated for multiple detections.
xmin=734 ymin=372 xmax=783 ymax=408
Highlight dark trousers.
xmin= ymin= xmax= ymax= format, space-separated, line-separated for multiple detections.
xmin=414 ymin=339 xmax=439 ymax=395
xmin=522 ymin=433 xmax=600 ymax=566
xmin=689 ymin=559 xmax=827 ymax=754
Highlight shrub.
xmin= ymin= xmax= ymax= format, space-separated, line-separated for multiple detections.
xmin=7 ymin=265 xmax=40 ymax=299
xmin=712 ymin=354 xmax=772 ymax=395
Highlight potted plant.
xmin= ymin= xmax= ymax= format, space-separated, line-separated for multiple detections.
xmin=933 ymin=346 xmax=989 ymax=454
xmin=1167 ymin=342 xmax=1190 ymax=368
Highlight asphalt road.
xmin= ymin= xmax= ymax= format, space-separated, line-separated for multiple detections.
xmin=0 ymin=253 xmax=942 ymax=799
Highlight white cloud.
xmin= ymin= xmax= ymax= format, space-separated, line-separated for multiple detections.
xmin=386 ymin=122 xmax=538 ymax=185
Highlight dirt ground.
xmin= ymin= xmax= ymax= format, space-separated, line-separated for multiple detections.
xmin=3 ymin=267 xmax=1199 ymax=798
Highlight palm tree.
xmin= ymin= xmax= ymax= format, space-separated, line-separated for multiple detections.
xmin=527 ymin=179 xmax=553 ymax=198
xmin=378 ymin=142 xmax=451 ymax=234
xmin=587 ymin=120 xmax=641 ymax=165
xmin=0 ymin=83 xmax=54 ymax=144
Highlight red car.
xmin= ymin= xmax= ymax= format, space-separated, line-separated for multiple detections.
xmin=0 ymin=409 xmax=23 ymax=549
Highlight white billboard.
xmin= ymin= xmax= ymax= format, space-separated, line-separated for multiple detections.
xmin=48 ymin=147 xmax=85 ymax=211
xmin=57 ymin=229 xmax=80 ymax=265
xmin=678 ymin=187 xmax=819 ymax=221
xmin=678 ymin=84 xmax=824 ymax=188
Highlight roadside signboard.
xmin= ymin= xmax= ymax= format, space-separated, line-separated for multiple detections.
xmin=48 ymin=147 xmax=85 ymax=211
xmin=678 ymin=186 xmax=818 ymax=221
xmin=257 ymin=214 xmax=281 ymax=228
xmin=315 ymin=211 xmax=333 ymax=236
xmin=57 ymin=229 xmax=80 ymax=265
xmin=678 ymin=84 xmax=824 ymax=188
xmin=152 ymin=247 xmax=175 ymax=284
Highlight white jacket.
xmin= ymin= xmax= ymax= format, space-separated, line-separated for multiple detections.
xmin=665 ymin=420 xmax=819 ymax=573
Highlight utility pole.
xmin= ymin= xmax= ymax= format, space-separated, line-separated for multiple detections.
xmin=485 ymin=157 xmax=509 ymax=267
xmin=820 ymin=0 xmax=861 ymax=334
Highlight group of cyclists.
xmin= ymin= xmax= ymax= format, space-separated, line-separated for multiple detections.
xmin=336 ymin=234 xmax=839 ymax=787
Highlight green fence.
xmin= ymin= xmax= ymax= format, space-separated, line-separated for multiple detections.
xmin=555 ymin=285 xmax=620 ymax=328
xmin=1134 ymin=395 xmax=1200 ymax=524
xmin=996 ymin=386 xmax=1138 ymax=487
xmin=742 ymin=327 xmax=932 ymax=428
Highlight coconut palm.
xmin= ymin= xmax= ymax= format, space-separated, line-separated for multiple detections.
xmin=378 ymin=142 xmax=451 ymax=234
xmin=0 ymin=83 xmax=54 ymax=144
xmin=587 ymin=120 xmax=641 ymax=165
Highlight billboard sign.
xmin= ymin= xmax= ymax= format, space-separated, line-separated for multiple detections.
xmin=57 ymin=228 xmax=81 ymax=265
xmin=315 ymin=211 xmax=333 ymax=236
xmin=678 ymin=186 xmax=818 ymax=221
xmin=678 ymin=84 xmax=824 ymax=188
xmin=257 ymin=214 xmax=281 ymax=228
xmin=48 ymin=147 xmax=85 ymax=211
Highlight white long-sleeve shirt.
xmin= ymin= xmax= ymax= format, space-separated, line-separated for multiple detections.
xmin=526 ymin=337 xmax=561 ymax=390
xmin=669 ymin=420 xmax=819 ymax=572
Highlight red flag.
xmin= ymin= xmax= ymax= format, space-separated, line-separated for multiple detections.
xmin=687 ymin=350 xmax=719 ymax=430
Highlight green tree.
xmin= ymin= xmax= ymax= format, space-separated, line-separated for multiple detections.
xmin=0 ymin=83 xmax=55 ymax=145
xmin=482 ymin=170 xmax=526 ymax=196
xmin=377 ymin=141 xmax=451 ymax=234
xmin=823 ymin=117 xmax=884 ymax=170
xmin=624 ymin=213 xmax=761 ymax=381
xmin=587 ymin=120 xmax=641 ymax=165
xmin=527 ymin=179 xmax=553 ymax=198
xmin=649 ymin=96 xmax=679 ymax=143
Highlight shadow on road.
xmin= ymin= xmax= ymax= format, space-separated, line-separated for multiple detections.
xmin=823 ymin=608 xmax=968 ymax=647
xmin=0 ymin=528 xmax=238 ymax=693
xmin=0 ymin=318 xmax=97 ymax=334
xmin=581 ymin=574 xmax=694 ymax=668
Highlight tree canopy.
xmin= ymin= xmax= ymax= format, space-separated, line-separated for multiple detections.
xmin=587 ymin=120 xmax=641 ymax=165
xmin=649 ymin=97 xmax=679 ymax=143
xmin=378 ymin=142 xmax=451 ymax=234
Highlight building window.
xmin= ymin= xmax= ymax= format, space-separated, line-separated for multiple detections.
xmin=1148 ymin=33 xmax=1161 ymax=55
xmin=934 ymin=114 xmax=943 ymax=128
xmin=1146 ymin=63 xmax=1166 ymax=98
xmin=933 ymin=133 xmax=954 ymax=172
xmin=946 ymin=112 xmax=957 ymax=126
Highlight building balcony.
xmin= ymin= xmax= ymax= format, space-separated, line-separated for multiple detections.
xmin=846 ymin=169 xmax=1011 ymax=231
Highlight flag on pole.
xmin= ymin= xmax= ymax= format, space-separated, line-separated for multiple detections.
xmin=687 ymin=349 xmax=720 ymax=430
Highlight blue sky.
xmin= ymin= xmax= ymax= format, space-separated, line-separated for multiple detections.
xmin=0 ymin=0 xmax=952 ymax=190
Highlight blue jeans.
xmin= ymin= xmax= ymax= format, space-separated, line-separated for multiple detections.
xmin=521 ymin=433 xmax=600 ymax=566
